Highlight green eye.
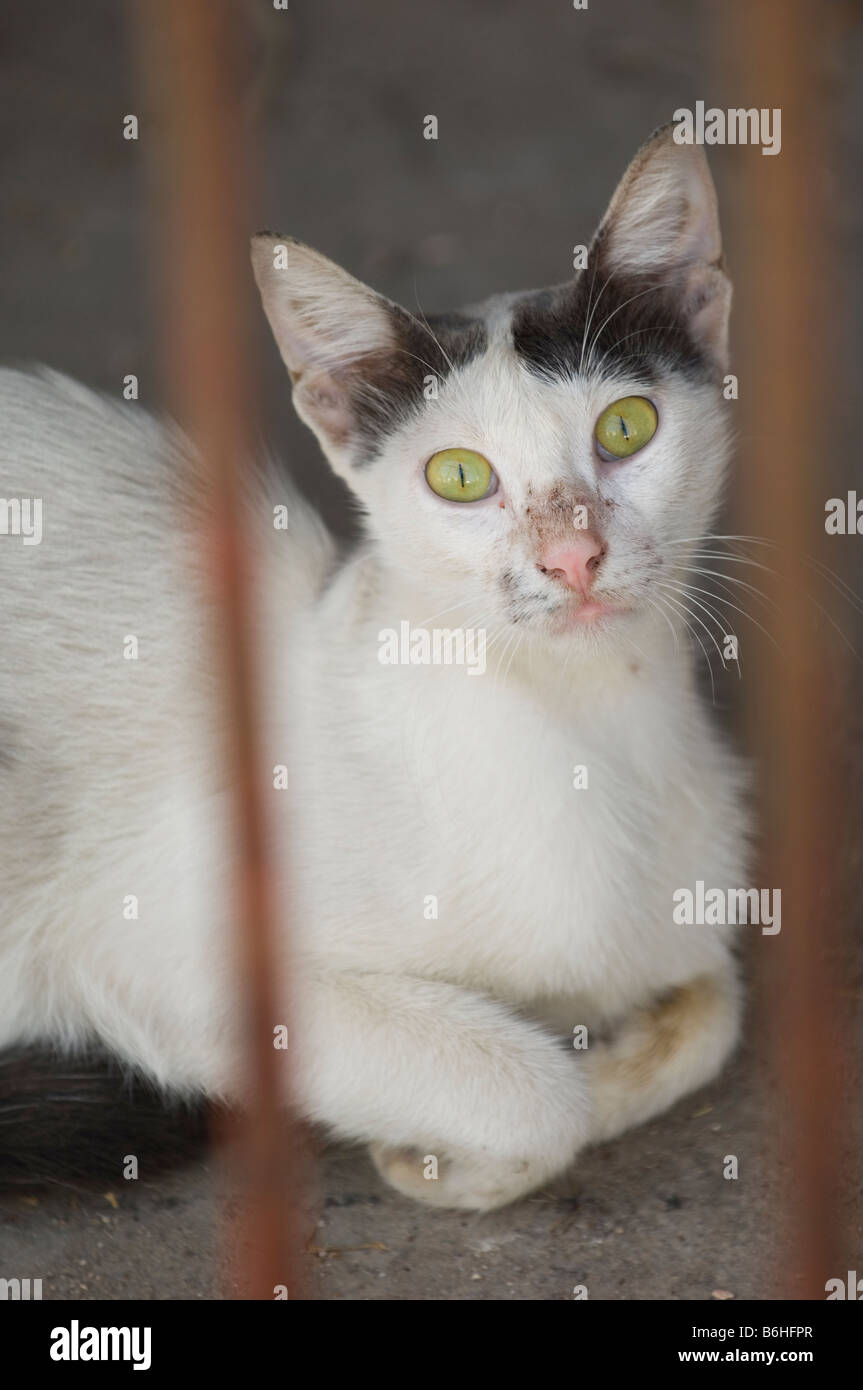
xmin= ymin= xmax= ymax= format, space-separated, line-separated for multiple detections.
xmin=425 ymin=448 xmax=495 ymax=502
xmin=594 ymin=396 xmax=658 ymax=459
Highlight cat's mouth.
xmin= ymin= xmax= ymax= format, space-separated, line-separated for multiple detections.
xmin=553 ymin=596 xmax=634 ymax=631
xmin=571 ymin=600 xmax=628 ymax=624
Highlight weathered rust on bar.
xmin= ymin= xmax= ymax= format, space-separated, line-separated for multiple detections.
xmin=134 ymin=0 xmax=303 ymax=1298
xmin=721 ymin=0 xmax=845 ymax=1298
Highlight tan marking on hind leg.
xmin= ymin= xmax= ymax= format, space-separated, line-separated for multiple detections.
xmin=587 ymin=972 xmax=741 ymax=1144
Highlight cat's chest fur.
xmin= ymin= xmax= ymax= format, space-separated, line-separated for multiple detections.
xmin=281 ymin=563 xmax=740 ymax=1021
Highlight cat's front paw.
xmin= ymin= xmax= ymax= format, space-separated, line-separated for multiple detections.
xmin=369 ymin=1143 xmax=561 ymax=1212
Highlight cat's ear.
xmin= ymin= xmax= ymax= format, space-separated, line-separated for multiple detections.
xmin=250 ymin=235 xmax=404 ymax=469
xmin=593 ymin=124 xmax=731 ymax=370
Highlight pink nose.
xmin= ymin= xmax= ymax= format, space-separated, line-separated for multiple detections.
xmin=538 ymin=534 xmax=606 ymax=594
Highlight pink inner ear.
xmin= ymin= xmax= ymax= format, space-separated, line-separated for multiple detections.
xmin=683 ymin=263 xmax=731 ymax=369
xmin=294 ymin=370 xmax=354 ymax=449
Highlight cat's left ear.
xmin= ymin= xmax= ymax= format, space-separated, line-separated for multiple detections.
xmin=251 ymin=235 xmax=406 ymax=472
xmin=593 ymin=123 xmax=731 ymax=370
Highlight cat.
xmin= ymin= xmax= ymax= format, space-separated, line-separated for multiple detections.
xmin=0 ymin=123 xmax=748 ymax=1211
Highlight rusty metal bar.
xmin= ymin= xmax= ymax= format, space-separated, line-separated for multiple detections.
xmin=133 ymin=0 xmax=304 ymax=1298
xmin=722 ymin=0 xmax=846 ymax=1298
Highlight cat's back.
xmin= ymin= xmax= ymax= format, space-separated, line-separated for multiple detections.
xmin=0 ymin=365 xmax=209 ymax=722
xmin=0 ymin=366 xmax=332 ymax=870
xmin=0 ymin=369 xmax=220 ymax=889
xmin=0 ymin=366 xmax=184 ymax=531
xmin=0 ymin=364 xmax=198 ymax=590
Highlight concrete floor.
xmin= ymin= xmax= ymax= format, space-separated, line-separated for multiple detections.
xmin=0 ymin=1022 xmax=786 ymax=1301
xmin=1 ymin=996 xmax=857 ymax=1300
xmin=1 ymin=0 xmax=861 ymax=1300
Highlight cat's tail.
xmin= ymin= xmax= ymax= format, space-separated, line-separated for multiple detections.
xmin=0 ymin=1047 xmax=212 ymax=1191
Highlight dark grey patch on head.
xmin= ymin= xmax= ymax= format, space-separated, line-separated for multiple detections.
xmin=346 ymin=307 xmax=487 ymax=466
xmin=511 ymin=233 xmax=713 ymax=386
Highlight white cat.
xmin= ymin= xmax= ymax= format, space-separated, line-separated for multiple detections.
xmin=0 ymin=125 xmax=748 ymax=1210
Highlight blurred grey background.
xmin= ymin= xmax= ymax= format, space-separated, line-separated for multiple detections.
xmin=0 ymin=0 xmax=861 ymax=1301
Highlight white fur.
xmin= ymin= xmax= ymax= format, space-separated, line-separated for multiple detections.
xmin=0 ymin=129 xmax=749 ymax=1210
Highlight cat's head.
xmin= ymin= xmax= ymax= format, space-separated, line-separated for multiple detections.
xmin=252 ymin=125 xmax=732 ymax=651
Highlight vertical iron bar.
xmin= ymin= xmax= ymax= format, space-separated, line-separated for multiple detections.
xmin=134 ymin=0 xmax=303 ymax=1299
xmin=722 ymin=0 xmax=845 ymax=1298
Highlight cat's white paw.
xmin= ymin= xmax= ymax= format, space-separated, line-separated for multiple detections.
xmin=369 ymin=1142 xmax=563 ymax=1212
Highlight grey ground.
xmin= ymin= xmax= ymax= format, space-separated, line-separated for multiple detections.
xmin=0 ymin=1022 xmax=787 ymax=1300
xmin=0 ymin=0 xmax=861 ymax=1301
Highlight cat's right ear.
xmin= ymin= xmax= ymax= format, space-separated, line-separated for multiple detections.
xmin=250 ymin=235 xmax=402 ymax=471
